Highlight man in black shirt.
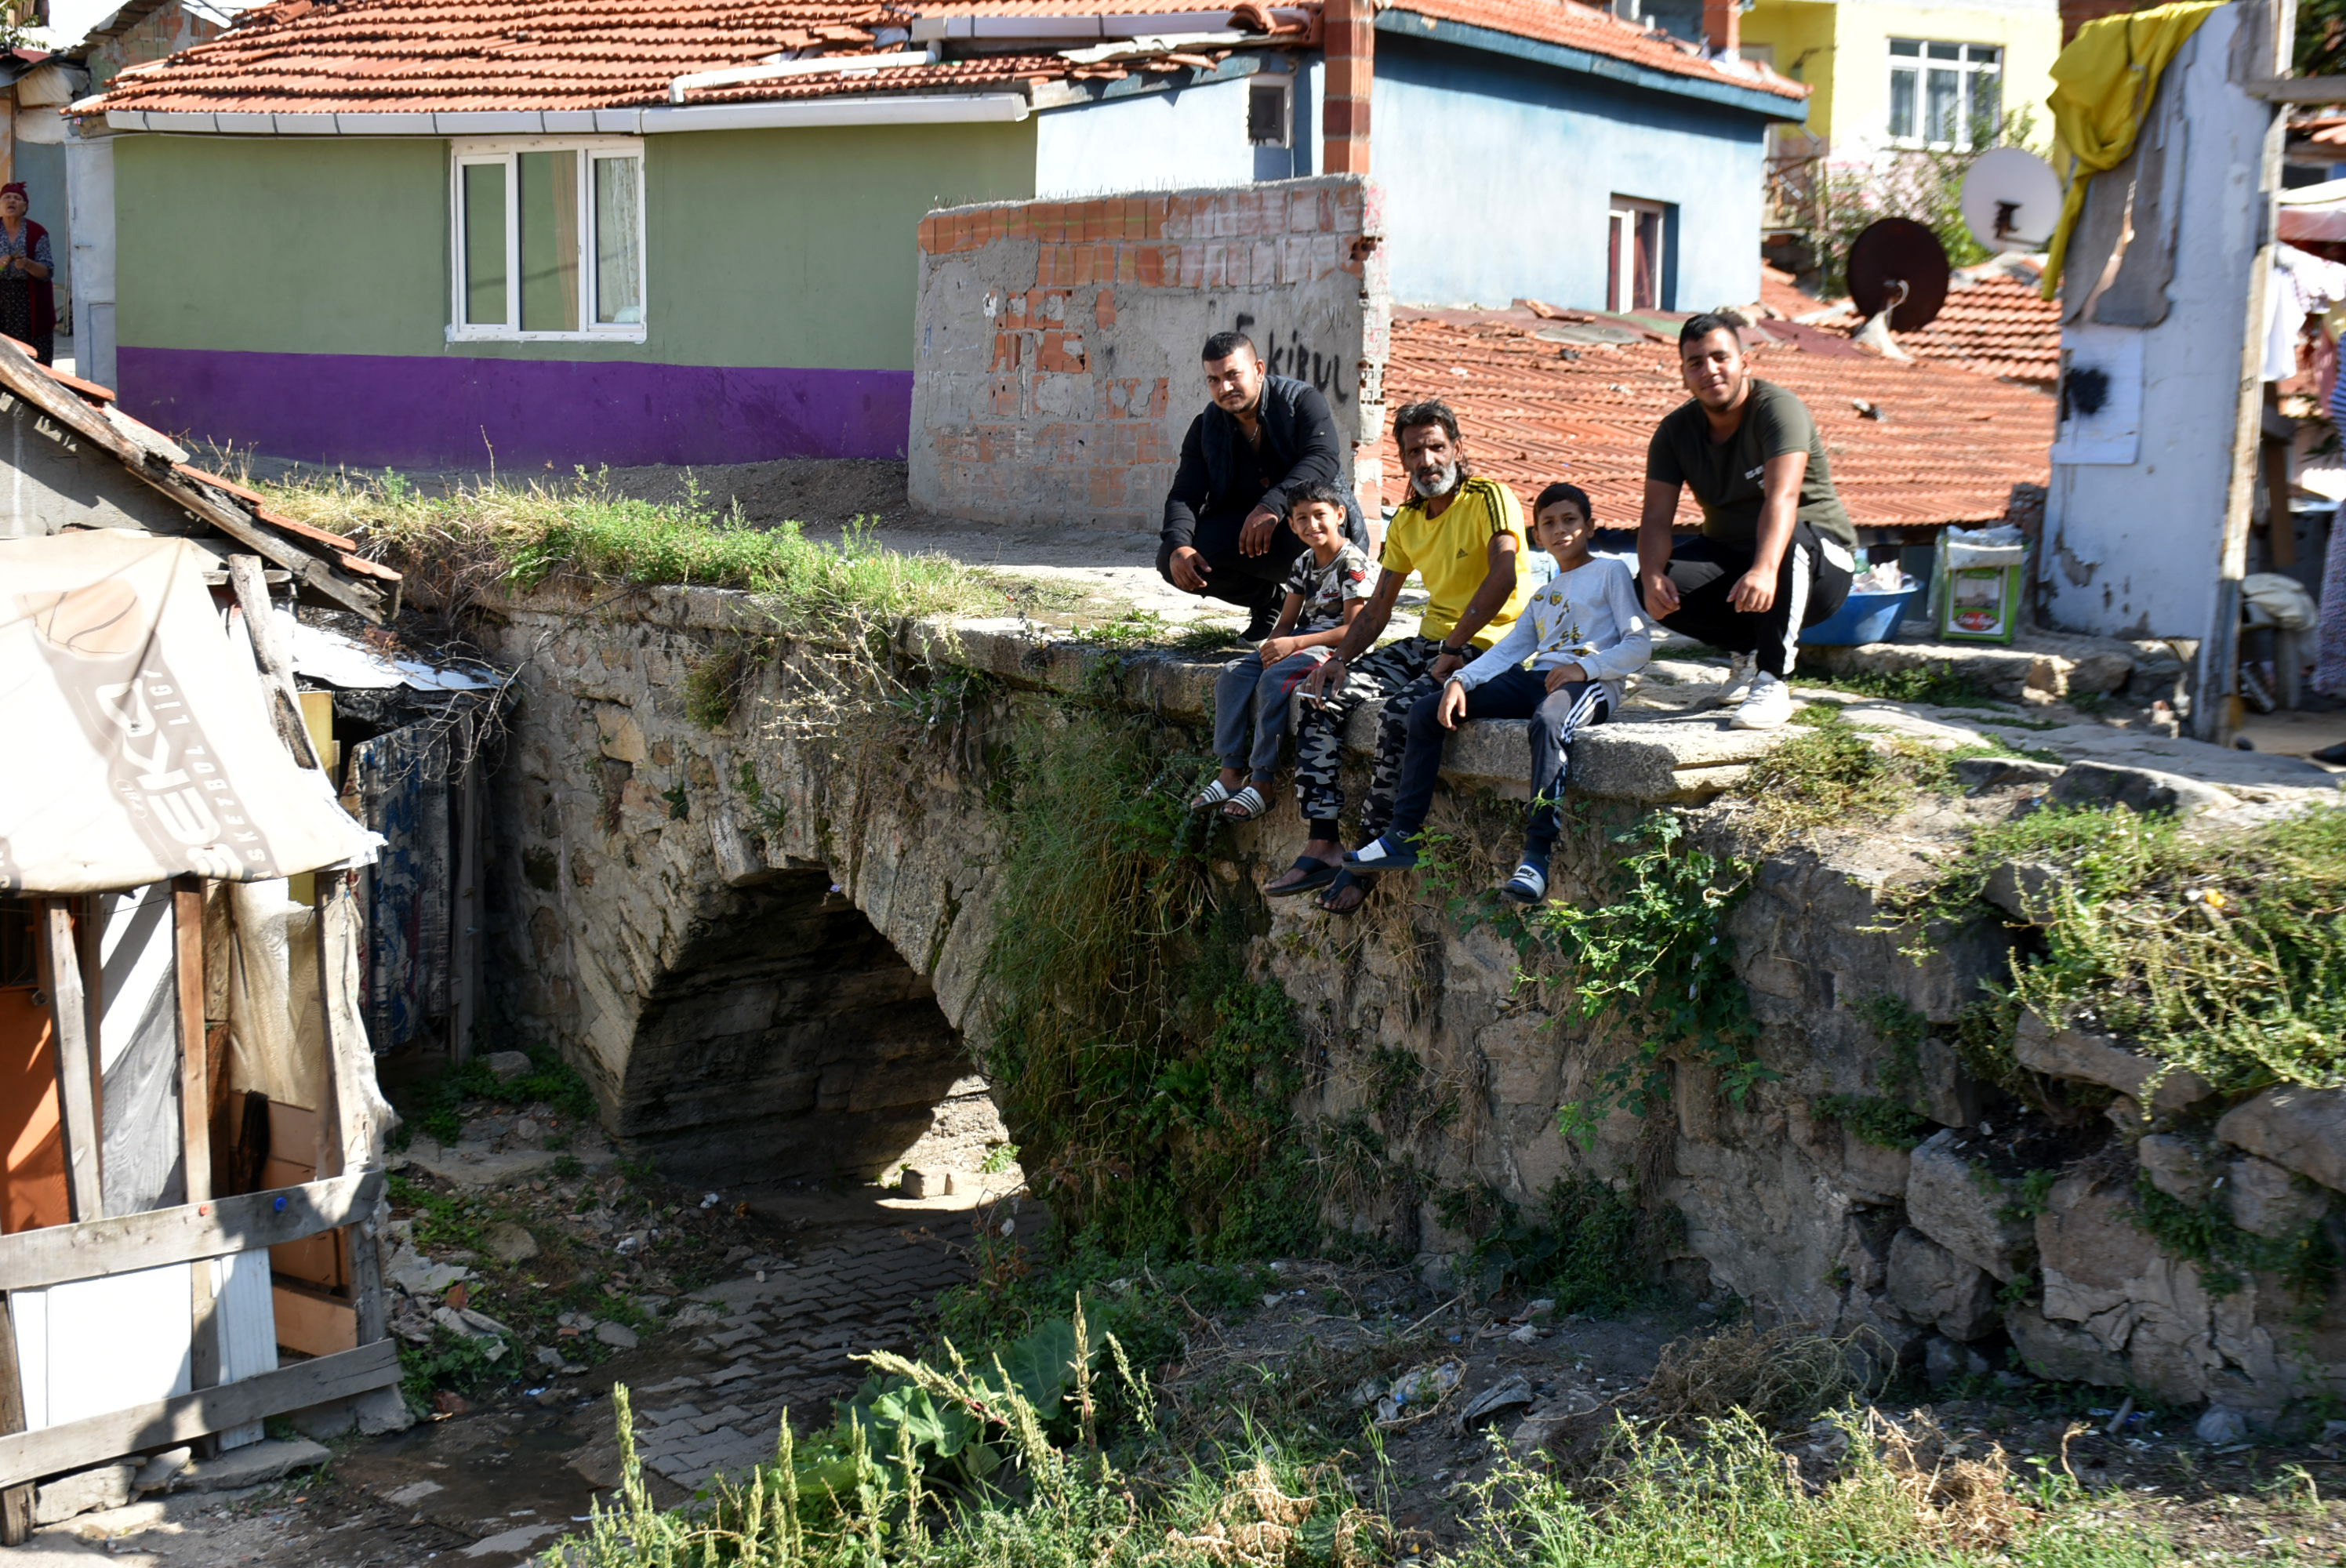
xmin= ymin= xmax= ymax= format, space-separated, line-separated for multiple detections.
xmin=1161 ymin=332 xmax=1369 ymax=642
xmin=1639 ymin=314 xmax=1859 ymax=730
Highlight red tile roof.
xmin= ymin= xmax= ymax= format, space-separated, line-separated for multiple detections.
xmin=1387 ymin=0 xmax=1805 ymax=100
xmin=1381 ymin=314 xmax=2052 ymax=532
xmin=1794 ymin=260 xmax=2060 ymax=390
xmin=92 ymin=2 xmax=951 ymax=114
xmin=1757 ymin=262 xmax=1818 ymax=320
xmin=1897 ymin=270 xmax=2061 ymax=388
xmin=87 ymin=0 xmax=1799 ymax=114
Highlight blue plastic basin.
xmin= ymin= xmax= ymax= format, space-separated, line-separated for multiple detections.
xmin=1803 ymin=583 xmax=1919 ymax=647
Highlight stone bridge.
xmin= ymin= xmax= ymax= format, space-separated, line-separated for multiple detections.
xmin=474 ymin=582 xmax=2344 ymax=1428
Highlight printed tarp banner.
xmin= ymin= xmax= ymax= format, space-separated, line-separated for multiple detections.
xmin=0 ymin=532 xmax=377 ymax=893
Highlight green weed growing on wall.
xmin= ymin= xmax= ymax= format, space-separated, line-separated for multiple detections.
xmin=1438 ymin=1174 xmax=1670 ymax=1311
xmin=1812 ymin=1094 xmax=1934 ymax=1151
xmin=2131 ymin=1177 xmax=2338 ymax=1304
xmin=978 ymin=698 xmax=1318 ymax=1260
xmin=1893 ymin=804 xmax=2346 ymax=1095
xmin=1522 ymin=813 xmax=1762 ymax=1143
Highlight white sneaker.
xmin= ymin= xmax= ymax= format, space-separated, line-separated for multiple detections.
xmin=1714 ymin=652 xmax=1757 ymax=707
xmin=1730 ymin=671 xmax=1796 ymax=730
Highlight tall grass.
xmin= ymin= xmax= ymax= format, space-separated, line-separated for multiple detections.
xmin=1454 ymin=1411 xmax=2174 ymax=1568
xmin=554 ymin=1371 xmax=2178 ymax=1568
xmin=260 ymin=468 xmax=1006 ymax=630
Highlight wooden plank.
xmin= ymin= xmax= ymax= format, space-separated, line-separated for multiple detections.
xmin=0 ymin=1298 xmax=34 ymax=1544
xmin=314 ymin=871 xmax=387 ymax=1345
xmin=176 ymin=877 xmax=221 ymax=1400
xmin=172 ymin=879 xmax=210 ymax=1210
xmin=318 ymin=876 xmax=376 ymax=1175
xmin=347 ymin=1209 xmax=387 ymax=1348
xmin=0 ymin=350 xmax=387 ymax=625
xmin=2250 ymin=74 xmax=2346 ymax=100
xmin=228 ymin=555 xmax=323 ymax=771
xmin=450 ymin=714 xmax=481 ymax=1066
xmin=0 ymin=1339 xmax=401 ymax=1490
xmin=0 ymin=1170 xmax=384 ymax=1294
xmin=270 ymin=1281 xmax=356 ymax=1359
xmin=37 ymin=904 xmax=100 ymax=1225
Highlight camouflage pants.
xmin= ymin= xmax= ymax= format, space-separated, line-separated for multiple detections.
xmin=1292 ymin=636 xmax=1447 ymax=834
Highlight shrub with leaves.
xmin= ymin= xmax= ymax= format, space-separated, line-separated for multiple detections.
xmin=1896 ymin=804 xmax=2346 ymax=1094
xmin=1523 ymin=813 xmax=1762 ymax=1140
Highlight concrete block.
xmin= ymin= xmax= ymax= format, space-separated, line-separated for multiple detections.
xmin=174 ymin=1438 xmax=329 ymax=1494
xmin=57 ymin=1499 xmax=170 ymax=1541
xmin=130 ymin=1447 xmax=191 ymax=1494
xmin=1566 ymin=712 xmax=1789 ymax=800
xmin=34 ymin=1464 xmax=135 ymax=1524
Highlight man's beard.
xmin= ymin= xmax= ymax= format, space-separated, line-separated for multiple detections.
xmin=1410 ymin=463 xmax=1460 ymax=499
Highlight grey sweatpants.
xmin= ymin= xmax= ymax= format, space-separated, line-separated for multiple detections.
xmin=1212 ymin=650 xmax=1329 ymax=780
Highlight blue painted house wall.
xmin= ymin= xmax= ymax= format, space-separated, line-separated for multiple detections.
xmin=1372 ymin=29 xmax=1774 ymax=311
xmin=1035 ymin=60 xmax=1322 ymax=196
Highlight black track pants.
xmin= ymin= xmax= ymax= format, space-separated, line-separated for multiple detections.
xmin=1646 ymin=524 xmax=1855 ymax=677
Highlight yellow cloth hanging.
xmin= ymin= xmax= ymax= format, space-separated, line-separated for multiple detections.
xmin=2039 ymin=0 xmax=2224 ymax=299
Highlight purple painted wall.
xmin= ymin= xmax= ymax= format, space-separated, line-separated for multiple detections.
xmin=118 ymin=347 xmax=914 ymax=470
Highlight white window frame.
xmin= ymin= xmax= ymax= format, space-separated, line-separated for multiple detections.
xmin=1607 ymin=196 xmax=1667 ymax=313
xmin=448 ymin=136 xmax=647 ymax=344
xmin=1247 ymin=74 xmax=1293 ymax=148
xmin=1887 ymin=39 xmax=2002 ymax=152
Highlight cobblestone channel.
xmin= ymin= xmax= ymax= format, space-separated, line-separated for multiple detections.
xmin=629 ymin=1225 xmax=975 ymax=1489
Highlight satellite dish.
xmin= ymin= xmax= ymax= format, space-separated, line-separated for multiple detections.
xmin=1960 ymin=147 xmax=2062 ymax=254
xmin=1847 ymin=218 xmax=1950 ymax=332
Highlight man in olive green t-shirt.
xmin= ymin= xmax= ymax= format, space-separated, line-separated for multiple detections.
xmin=1638 ymin=314 xmax=1859 ymax=730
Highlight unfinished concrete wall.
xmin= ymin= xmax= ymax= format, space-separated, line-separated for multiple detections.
xmin=2040 ymin=0 xmax=2277 ymax=649
xmin=907 ymin=175 xmax=1390 ymax=533
xmin=477 ymin=586 xmax=2345 ymax=1429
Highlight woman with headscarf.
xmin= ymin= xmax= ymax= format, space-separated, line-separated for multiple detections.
xmin=0 ymin=182 xmax=56 ymax=366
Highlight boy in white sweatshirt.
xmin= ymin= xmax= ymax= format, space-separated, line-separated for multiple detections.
xmin=1344 ymin=481 xmax=1651 ymax=904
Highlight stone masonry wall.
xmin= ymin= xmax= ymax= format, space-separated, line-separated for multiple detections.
xmin=907 ymin=176 xmax=1390 ymax=532
xmin=478 ymin=586 xmax=2346 ymax=1432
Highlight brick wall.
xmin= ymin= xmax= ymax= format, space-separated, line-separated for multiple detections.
xmin=909 ymin=175 xmax=1389 ymax=534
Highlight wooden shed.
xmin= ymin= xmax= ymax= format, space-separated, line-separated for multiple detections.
xmin=0 ymin=336 xmax=407 ymax=1536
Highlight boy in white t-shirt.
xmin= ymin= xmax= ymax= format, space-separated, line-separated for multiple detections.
xmin=1345 ymin=481 xmax=1651 ymax=903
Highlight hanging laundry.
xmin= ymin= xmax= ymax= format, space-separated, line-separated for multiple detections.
xmin=2042 ymin=2 xmax=2222 ymax=299
xmin=2266 ymin=246 xmax=2346 ymax=382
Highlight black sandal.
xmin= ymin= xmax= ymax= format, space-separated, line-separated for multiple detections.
xmin=1314 ymin=867 xmax=1371 ymax=914
xmin=1265 ymin=855 xmax=1340 ymax=897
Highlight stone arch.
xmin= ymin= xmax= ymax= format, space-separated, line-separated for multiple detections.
xmin=611 ymin=867 xmax=977 ymax=1184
